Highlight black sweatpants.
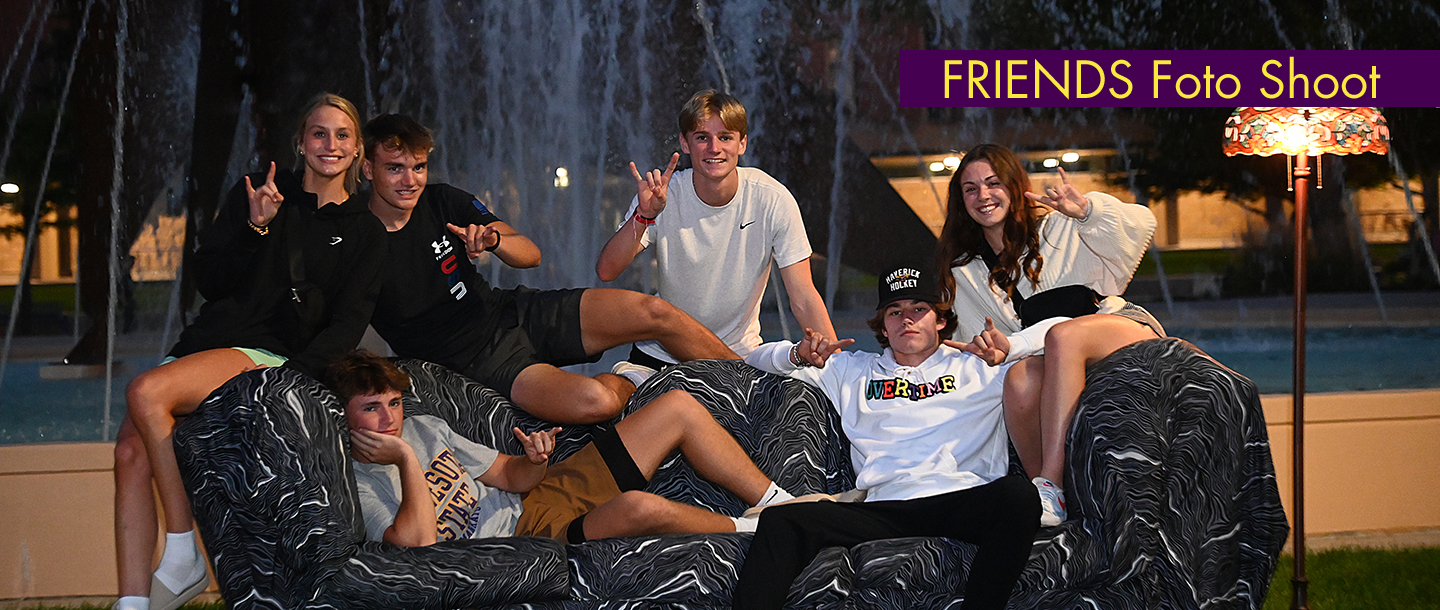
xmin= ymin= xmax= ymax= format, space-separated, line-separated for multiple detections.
xmin=732 ymin=474 xmax=1040 ymax=610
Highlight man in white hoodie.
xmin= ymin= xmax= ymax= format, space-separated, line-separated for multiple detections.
xmin=733 ymin=263 xmax=1062 ymax=610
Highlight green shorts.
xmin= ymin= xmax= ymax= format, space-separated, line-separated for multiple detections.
xmin=161 ymin=347 xmax=288 ymax=368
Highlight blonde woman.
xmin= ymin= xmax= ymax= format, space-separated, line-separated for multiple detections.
xmin=112 ymin=93 xmax=385 ymax=610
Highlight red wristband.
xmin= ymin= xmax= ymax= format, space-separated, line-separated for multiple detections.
xmin=634 ymin=211 xmax=657 ymax=226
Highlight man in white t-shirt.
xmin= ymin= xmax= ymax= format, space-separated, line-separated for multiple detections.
xmin=596 ymin=90 xmax=835 ymax=381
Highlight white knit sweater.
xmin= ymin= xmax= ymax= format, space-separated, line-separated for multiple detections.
xmin=948 ymin=191 xmax=1156 ymax=339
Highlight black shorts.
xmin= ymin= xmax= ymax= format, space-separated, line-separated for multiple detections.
xmin=464 ymin=287 xmax=604 ymax=397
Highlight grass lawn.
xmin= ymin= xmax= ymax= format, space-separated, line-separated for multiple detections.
xmin=1265 ymin=548 xmax=1440 ymax=610
xmin=8 ymin=547 xmax=1437 ymax=609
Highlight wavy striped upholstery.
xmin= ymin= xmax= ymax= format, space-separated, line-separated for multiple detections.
xmin=174 ymin=367 xmax=567 ymax=609
xmin=174 ymin=340 xmax=1285 ymax=609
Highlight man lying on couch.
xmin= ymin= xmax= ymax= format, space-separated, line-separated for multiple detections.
xmin=325 ymin=350 xmax=800 ymax=546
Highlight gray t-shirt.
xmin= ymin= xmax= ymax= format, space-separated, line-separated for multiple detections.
xmin=353 ymin=414 xmax=524 ymax=542
xmin=622 ymin=167 xmax=812 ymax=361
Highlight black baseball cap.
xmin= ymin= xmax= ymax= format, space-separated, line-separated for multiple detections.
xmin=876 ymin=263 xmax=941 ymax=309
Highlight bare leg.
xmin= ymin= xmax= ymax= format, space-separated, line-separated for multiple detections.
xmin=126 ymin=349 xmax=254 ymax=535
xmin=511 ymin=364 xmax=628 ymax=424
xmin=584 ymin=389 xmax=776 ymax=538
xmin=114 ymin=418 xmax=156 ymax=597
xmin=1038 ymin=315 xmax=1159 ymax=484
xmin=1003 ymin=356 xmax=1044 ymax=479
xmin=578 ymin=289 xmax=737 ymax=361
xmin=592 ymin=372 xmax=637 ymax=407
xmin=615 ymin=389 xmax=771 ymax=503
xmin=582 ymin=491 xmax=736 ymax=538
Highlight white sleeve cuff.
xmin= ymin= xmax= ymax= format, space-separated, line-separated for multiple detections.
xmin=745 ymin=341 xmax=801 ymax=375
xmin=1004 ymin=317 xmax=1069 ymax=363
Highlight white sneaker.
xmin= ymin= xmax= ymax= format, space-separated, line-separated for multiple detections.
xmin=611 ymin=360 xmax=658 ymax=387
xmin=1033 ymin=476 xmax=1068 ymax=527
xmin=149 ymin=571 xmax=207 ymax=610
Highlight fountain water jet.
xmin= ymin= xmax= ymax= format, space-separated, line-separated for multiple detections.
xmin=0 ymin=0 xmax=95 ymax=397
xmin=103 ymin=0 xmax=132 ymax=441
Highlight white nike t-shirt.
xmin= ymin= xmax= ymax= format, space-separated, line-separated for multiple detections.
xmin=621 ymin=167 xmax=812 ymax=360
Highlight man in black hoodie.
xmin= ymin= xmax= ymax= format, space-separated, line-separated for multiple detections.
xmin=363 ymin=114 xmax=737 ymax=425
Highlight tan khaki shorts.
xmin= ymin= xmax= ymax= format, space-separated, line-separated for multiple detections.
xmin=515 ymin=443 xmax=623 ymax=541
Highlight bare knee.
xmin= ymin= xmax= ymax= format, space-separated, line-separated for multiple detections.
xmin=113 ymin=426 xmax=151 ymax=480
xmin=632 ymin=294 xmax=682 ymax=328
xmin=648 ymin=389 xmax=707 ymax=421
xmin=1042 ymin=319 xmax=1087 ymax=356
xmin=607 ymin=491 xmax=674 ymax=527
xmin=1004 ymin=357 xmax=1043 ymax=417
xmin=125 ymin=371 xmax=174 ymax=425
xmin=570 ymin=381 xmax=625 ymax=423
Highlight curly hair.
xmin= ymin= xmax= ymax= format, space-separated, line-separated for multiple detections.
xmin=935 ymin=143 xmax=1045 ymax=304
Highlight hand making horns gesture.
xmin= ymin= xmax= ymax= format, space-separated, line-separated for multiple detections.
xmin=513 ymin=426 xmax=561 ymax=465
xmin=447 ymin=222 xmax=501 ymax=260
xmin=943 ymin=317 xmax=1011 ymax=366
xmin=1024 ymin=166 xmax=1091 ymax=220
xmin=629 ymin=152 xmax=679 ymax=219
xmin=796 ymin=328 xmax=856 ymax=368
xmin=244 ymin=162 xmax=284 ymax=227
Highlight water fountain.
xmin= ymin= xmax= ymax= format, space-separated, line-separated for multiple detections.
xmin=1 ymin=0 xmax=1437 ymax=444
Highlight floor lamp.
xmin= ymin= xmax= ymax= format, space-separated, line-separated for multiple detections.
xmin=1222 ymin=106 xmax=1391 ymax=610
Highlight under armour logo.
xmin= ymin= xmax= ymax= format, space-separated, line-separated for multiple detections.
xmin=329 ymin=236 xmax=343 ymax=245
xmin=432 ymin=237 xmax=450 ymax=255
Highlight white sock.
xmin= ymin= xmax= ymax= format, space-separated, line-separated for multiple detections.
xmin=113 ymin=596 xmax=149 ymax=610
xmin=731 ymin=516 xmax=759 ymax=533
xmin=756 ymin=482 xmax=795 ymax=506
xmin=154 ymin=530 xmax=205 ymax=592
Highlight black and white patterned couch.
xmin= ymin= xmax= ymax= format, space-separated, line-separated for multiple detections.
xmin=174 ymin=338 xmax=1288 ymax=609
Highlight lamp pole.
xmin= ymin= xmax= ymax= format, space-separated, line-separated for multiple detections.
xmin=1225 ymin=106 xmax=1390 ymax=610
xmin=1290 ymin=153 xmax=1310 ymax=610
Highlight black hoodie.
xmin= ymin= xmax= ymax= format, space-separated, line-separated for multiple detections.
xmin=168 ymin=168 xmax=386 ymax=378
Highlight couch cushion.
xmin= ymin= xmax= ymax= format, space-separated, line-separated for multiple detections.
xmin=1010 ymin=338 xmax=1287 ymax=609
xmin=624 ymin=359 xmax=856 ymax=516
xmin=567 ymin=532 xmax=750 ymax=604
xmin=175 ymin=368 xmax=365 ymax=605
xmin=175 ymin=367 xmax=570 ymax=609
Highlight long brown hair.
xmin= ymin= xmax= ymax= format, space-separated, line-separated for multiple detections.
xmin=935 ymin=143 xmax=1044 ymax=303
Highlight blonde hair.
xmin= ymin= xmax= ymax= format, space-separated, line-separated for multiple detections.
xmin=678 ymin=89 xmax=747 ymax=138
xmin=293 ymin=93 xmax=364 ymax=194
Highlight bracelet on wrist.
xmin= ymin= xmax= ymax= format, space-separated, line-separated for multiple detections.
xmin=485 ymin=232 xmax=502 ymax=252
xmin=248 ymin=219 xmax=270 ymax=236
xmin=634 ymin=211 xmax=657 ymax=226
xmin=789 ymin=344 xmax=812 ymax=368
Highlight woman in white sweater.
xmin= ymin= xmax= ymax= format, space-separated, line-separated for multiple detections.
xmin=935 ymin=143 xmax=1161 ymax=527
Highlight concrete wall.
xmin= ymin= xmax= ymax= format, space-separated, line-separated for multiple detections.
xmin=2 ymin=388 xmax=1438 ymax=601
xmin=1262 ymin=388 xmax=1440 ymax=535
xmin=0 ymin=442 xmax=218 ymax=602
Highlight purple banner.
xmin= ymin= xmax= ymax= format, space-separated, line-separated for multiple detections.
xmin=899 ymin=51 xmax=1440 ymax=107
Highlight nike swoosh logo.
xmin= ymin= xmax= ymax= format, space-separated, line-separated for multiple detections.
xmin=329 ymin=236 xmax=343 ymax=245
xmin=739 ymin=221 xmax=756 ymax=230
